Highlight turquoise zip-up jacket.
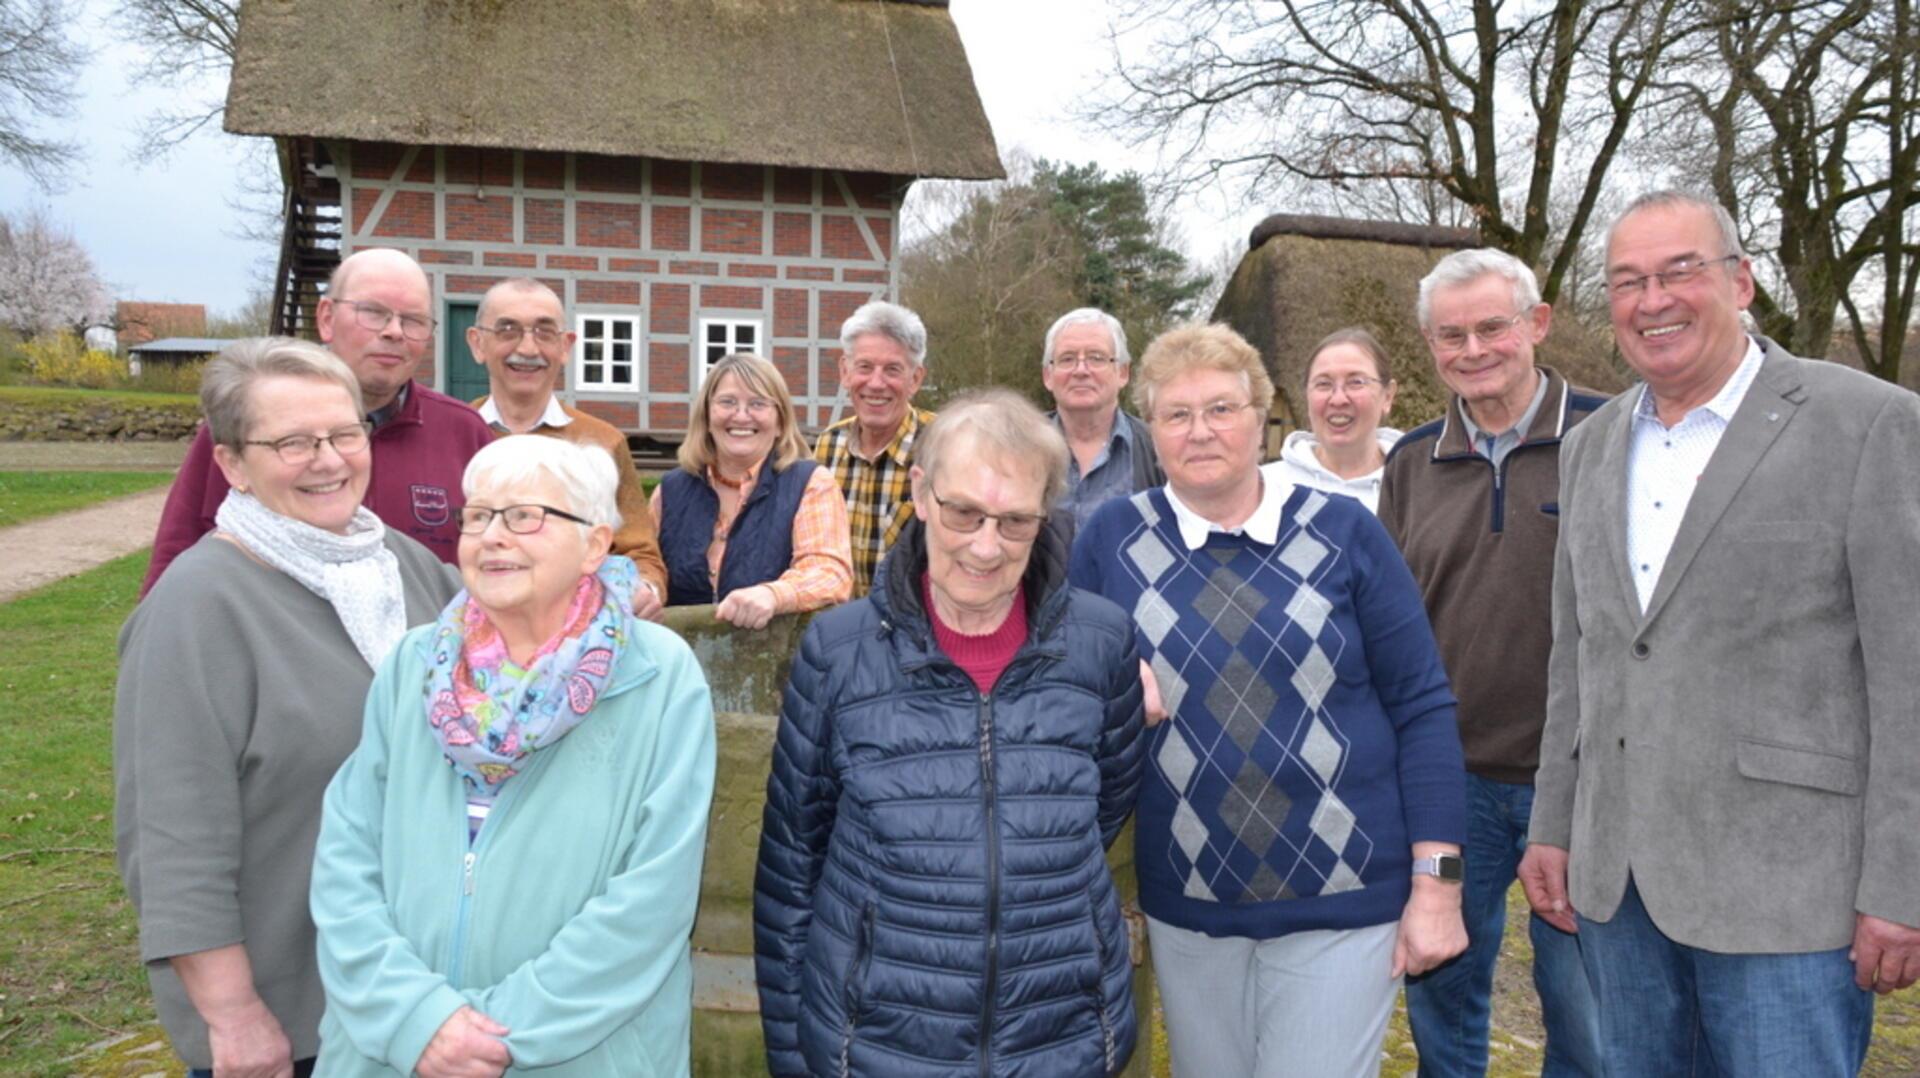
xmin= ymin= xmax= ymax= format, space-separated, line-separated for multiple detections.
xmin=310 ymin=618 xmax=716 ymax=1077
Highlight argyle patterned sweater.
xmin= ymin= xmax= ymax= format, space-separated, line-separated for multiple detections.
xmin=1070 ymin=486 xmax=1465 ymax=939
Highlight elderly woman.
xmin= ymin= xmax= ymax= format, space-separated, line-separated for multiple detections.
xmin=115 ymin=338 xmax=462 ymax=1078
xmin=1069 ymin=324 xmax=1467 ymax=1078
xmin=754 ymin=389 xmax=1146 ymax=1078
xmin=1262 ymin=327 xmax=1402 ymax=512
xmin=652 ymin=352 xmax=852 ymax=628
xmin=309 ymin=436 xmax=716 ymax=1077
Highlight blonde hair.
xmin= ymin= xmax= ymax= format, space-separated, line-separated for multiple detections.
xmin=676 ymin=353 xmax=809 ymax=475
xmin=1131 ymin=322 xmax=1275 ymax=419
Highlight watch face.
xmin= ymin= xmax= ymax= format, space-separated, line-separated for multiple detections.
xmin=1438 ymin=855 xmax=1465 ymax=882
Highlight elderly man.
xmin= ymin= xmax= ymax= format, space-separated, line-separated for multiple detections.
xmin=1042 ymin=308 xmax=1162 ymax=536
xmin=1380 ymin=249 xmax=1604 ymax=1078
xmin=142 ymin=248 xmax=493 ymax=593
xmin=812 ymin=300 xmax=935 ymax=595
xmin=466 ymin=277 xmax=669 ymax=617
xmin=1518 ymin=190 xmax=1920 ymax=1075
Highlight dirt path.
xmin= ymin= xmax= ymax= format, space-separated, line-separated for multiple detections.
xmin=0 ymin=487 xmax=170 ymax=603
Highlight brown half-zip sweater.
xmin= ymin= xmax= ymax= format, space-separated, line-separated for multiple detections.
xmin=1378 ymin=367 xmax=1610 ymax=783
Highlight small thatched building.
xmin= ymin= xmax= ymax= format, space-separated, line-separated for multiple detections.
xmin=224 ymin=0 xmax=1002 ymax=437
xmin=1211 ymin=214 xmax=1625 ymax=438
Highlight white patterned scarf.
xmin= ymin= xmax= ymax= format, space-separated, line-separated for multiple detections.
xmin=215 ymin=490 xmax=408 ymax=667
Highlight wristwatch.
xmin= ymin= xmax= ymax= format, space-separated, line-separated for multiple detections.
xmin=1412 ymin=853 xmax=1465 ymax=882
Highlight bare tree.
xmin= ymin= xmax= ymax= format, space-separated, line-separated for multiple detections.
xmin=902 ymin=170 xmax=1081 ymax=402
xmin=1091 ymin=0 xmax=1707 ymax=303
xmin=1651 ymin=0 xmax=1920 ymax=381
xmin=0 ymin=0 xmax=87 ymax=187
xmin=0 ymin=207 xmax=113 ymax=337
xmin=114 ymin=0 xmax=238 ymax=156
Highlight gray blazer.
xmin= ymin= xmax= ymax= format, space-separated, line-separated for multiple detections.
xmin=1530 ymin=338 xmax=1920 ymax=954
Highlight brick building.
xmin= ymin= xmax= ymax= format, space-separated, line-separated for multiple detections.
xmin=116 ymin=302 xmax=207 ymax=350
xmin=223 ymin=0 xmax=1001 ymax=439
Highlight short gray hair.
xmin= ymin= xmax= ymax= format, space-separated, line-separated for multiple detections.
xmin=1417 ymin=249 xmax=1544 ymax=331
xmin=1042 ymin=308 xmax=1131 ymax=369
xmin=839 ymin=300 xmax=928 ymax=367
xmin=914 ymin=388 xmax=1070 ymax=513
xmin=1608 ymin=190 xmax=1745 ymax=260
xmin=463 ymin=435 xmax=623 ymax=534
xmin=200 ymin=336 xmax=364 ymax=448
xmin=477 ymin=277 xmax=562 ymax=326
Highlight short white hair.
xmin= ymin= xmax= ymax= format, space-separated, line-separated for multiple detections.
xmin=1416 ymin=248 xmax=1543 ymax=331
xmin=839 ymin=300 xmax=928 ymax=367
xmin=1041 ymin=308 xmax=1131 ymax=369
xmin=463 ymin=436 xmax=622 ymax=533
xmin=1609 ymin=189 xmax=1746 ymax=260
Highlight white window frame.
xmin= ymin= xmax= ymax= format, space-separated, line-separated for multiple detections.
xmin=575 ymin=313 xmax=642 ymax=390
xmin=696 ymin=317 xmax=764 ymax=389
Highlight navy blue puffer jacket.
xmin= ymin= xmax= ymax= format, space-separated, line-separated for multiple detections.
xmin=753 ymin=518 xmax=1146 ymax=1078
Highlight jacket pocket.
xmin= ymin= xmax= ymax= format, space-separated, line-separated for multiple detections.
xmin=839 ymin=902 xmax=876 ymax=1078
xmin=1734 ymin=737 xmax=1864 ymax=796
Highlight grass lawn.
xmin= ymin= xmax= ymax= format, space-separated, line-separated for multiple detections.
xmin=2 ymin=553 xmax=1917 ymax=1075
xmin=0 ymin=472 xmax=175 ymax=529
xmin=0 ymin=553 xmax=154 ymax=1075
xmin=0 ymin=386 xmax=197 ymax=408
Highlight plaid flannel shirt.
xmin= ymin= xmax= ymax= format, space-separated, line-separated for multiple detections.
xmin=812 ymin=407 xmax=937 ymax=595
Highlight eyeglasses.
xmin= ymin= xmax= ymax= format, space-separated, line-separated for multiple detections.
xmin=1427 ymin=313 xmax=1529 ymax=353
xmin=1609 ymin=255 xmax=1740 ymax=299
xmin=928 ymin=484 xmax=1046 ymax=542
xmin=1152 ymin=399 xmax=1256 ymax=433
xmin=335 ymin=299 xmax=436 ymax=341
xmin=242 ymin=422 xmax=372 ymax=465
xmin=1307 ymin=375 xmax=1388 ymax=398
xmin=457 ymin=503 xmax=593 ymax=535
xmin=1049 ymin=352 xmax=1116 ymax=371
xmin=712 ymin=394 xmax=775 ymax=416
xmin=474 ymin=320 xmax=565 ymax=346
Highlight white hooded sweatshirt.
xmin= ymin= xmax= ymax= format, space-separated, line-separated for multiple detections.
xmin=1260 ymin=427 xmax=1403 ymax=514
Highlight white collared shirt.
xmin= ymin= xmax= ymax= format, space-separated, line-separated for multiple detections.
xmin=1625 ymin=337 xmax=1765 ymax=611
xmin=1162 ymin=473 xmax=1291 ymax=550
xmin=478 ymin=395 xmax=572 ymax=433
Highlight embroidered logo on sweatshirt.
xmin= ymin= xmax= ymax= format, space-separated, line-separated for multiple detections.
xmin=410 ymin=485 xmax=451 ymax=527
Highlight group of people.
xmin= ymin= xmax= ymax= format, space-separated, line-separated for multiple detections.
xmin=110 ymin=186 xmax=1920 ymax=1078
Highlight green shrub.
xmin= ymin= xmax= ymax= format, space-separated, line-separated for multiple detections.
xmin=128 ymin=358 xmax=208 ymax=394
xmin=22 ymin=331 xmax=122 ymax=389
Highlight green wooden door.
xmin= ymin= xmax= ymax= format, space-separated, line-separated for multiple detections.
xmin=443 ymin=301 xmax=490 ymax=404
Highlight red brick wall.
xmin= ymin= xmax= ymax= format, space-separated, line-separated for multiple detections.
xmin=446 ymin=194 xmax=510 ymax=242
xmin=338 ymin=141 xmax=902 ymax=435
xmin=578 ymin=202 xmax=639 ymax=248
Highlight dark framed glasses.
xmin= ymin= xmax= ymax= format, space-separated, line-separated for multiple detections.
xmin=928 ymin=484 xmax=1046 ymax=542
xmin=241 ymin=422 xmax=372 ymax=465
xmin=457 ymin=503 xmax=592 ymax=535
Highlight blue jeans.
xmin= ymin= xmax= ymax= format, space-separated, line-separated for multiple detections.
xmin=1405 ymin=774 xmax=1602 ymax=1077
xmin=1578 ymin=877 xmax=1873 ymax=1077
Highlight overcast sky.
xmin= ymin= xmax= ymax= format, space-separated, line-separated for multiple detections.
xmin=0 ymin=0 xmax=1264 ymax=315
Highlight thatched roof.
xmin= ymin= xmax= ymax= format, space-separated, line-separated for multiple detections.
xmin=224 ymin=0 xmax=1003 ymax=181
xmin=1212 ymin=215 xmax=1626 ymax=430
xmin=1247 ymin=213 xmax=1480 ymax=251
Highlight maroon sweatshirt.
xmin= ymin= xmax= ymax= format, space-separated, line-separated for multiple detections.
xmin=141 ymin=381 xmax=495 ymax=596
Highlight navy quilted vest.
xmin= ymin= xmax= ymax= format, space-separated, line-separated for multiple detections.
xmin=659 ymin=460 xmax=817 ymax=605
